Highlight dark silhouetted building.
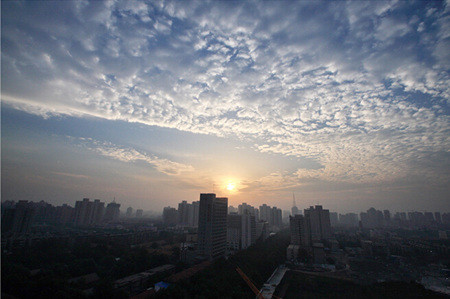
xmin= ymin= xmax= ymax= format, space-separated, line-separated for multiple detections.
xmin=289 ymin=214 xmax=310 ymax=247
xmin=339 ymin=213 xmax=358 ymax=227
xmin=304 ymin=205 xmax=331 ymax=241
xmin=126 ymin=207 xmax=133 ymax=218
xmin=163 ymin=207 xmax=178 ymax=226
xmin=178 ymin=200 xmax=190 ymax=226
xmin=435 ymin=212 xmax=442 ymax=224
xmin=198 ymin=193 xmax=227 ymax=260
xmin=55 ymin=204 xmax=74 ymax=225
xmin=104 ymin=202 xmax=121 ymax=222
xmin=259 ymin=204 xmax=282 ymax=229
xmin=1 ymin=200 xmax=35 ymax=234
xmin=227 ymin=213 xmax=241 ymax=252
xmin=238 ymin=203 xmax=259 ymax=221
xmin=360 ymin=207 xmax=384 ymax=229
xmin=91 ymin=199 xmax=105 ymax=224
xmin=190 ymin=201 xmax=199 ymax=227
xmin=241 ymin=210 xmax=256 ymax=249
xmin=330 ymin=212 xmax=338 ymax=227
xmin=291 ymin=193 xmax=300 ymax=216
xmin=74 ymin=198 xmax=105 ymax=226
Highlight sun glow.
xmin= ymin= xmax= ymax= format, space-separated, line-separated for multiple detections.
xmin=226 ymin=182 xmax=236 ymax=191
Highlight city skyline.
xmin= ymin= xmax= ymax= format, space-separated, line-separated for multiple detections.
xmin=2 ymin=1 xmax=449 ymax=212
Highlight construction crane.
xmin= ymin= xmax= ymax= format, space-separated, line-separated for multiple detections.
xmin=236 ymin=267 xmax=284 ymax=299
xmin=236 ymin=267 xmax=263 ymax=298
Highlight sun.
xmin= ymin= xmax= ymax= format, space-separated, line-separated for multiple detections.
xmin=226 ymin=182 xmax=236 ymax=191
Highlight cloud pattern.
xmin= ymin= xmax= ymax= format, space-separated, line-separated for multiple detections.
xmin=70 ymin=137 xmax=194 ymax=176
xmin=2 ymin=1 xmax=449 ymax=188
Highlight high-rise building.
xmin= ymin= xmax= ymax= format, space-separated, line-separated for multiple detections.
xmin=226 ymin=210 xmax=256 ymax=253
xmin=408 ymin=211 xmax=426 ymax=228
xmin=360 ymin=208 xmax=384 ymax=229
xmin=227 ymin=213 xmax=241 ymax=252
xmin=329 ymin=212 xmax=338 ymax=227
xmin=104 ymin=202 xmax=121 ymax=222
xmin=271 ymin=207 xmax=282 ymax=228
xmin=55 ymin=204 xmax=74 ymax=225
xmin=191 ymin=201 xmax=199 ymax=227
xmin=289 ymin=214 xmax=310 ymax=246
xmin=339 ymin=213 xmax=358 ymax=227
xmin=282 ymin=210 xmax=291 ymax=224
xmin=74 ymin=198 xmax=91 ymax=226
xmin=1 ymin=200 xmax=35 ymax=234
xmin=135 ymin=209 xmax=143 ymax=218
xmin=163 ymin=207 xmax=178 ymax=226
xmin=198 ymin=193 xmax=228 ymax=260
xmin=238 ymin=203 xmax=259 ymax=221
xmin=178 ymin=201 xmax=190 ymax=226
xmin=424 ymin=212 xmax=435 ymax=226
xmin=383 ymin=210 xmax=391 ymax=221
xmin=435 ymin=212 xmax=442 ymax=224
xmin=177 ymin=200 xmax=200 ymax=227
xmin=443 ymin=213 xmax=450 ymax=225
xmin=73 ymin=198 xmax=105 ymax=226
xmin=399 ymin=212 xmax=407 ymax=221
xmin=304 ymin=205 xmax=331 ymax=241
xmin=228 ymin=206 xmax=238 ymax=214
xmin=90 ymin=199 xmax=105 ymax=225
xmin=241 ymin=210 xmax=256 ymax=249
xmin=291 ymin=193 xmax=300 ymax=216
xmin=187 ymin=203 xmax=194 ymax=227
xmin=33 ymin=201 xmax=56 ymax=224
xmin=126 ymin=207 xmax=133 ymax=218
xmin=259 ymin=204 xmax=282 ymax=229
xmin=259 ymin=204 xmax=271 ymax=223
xmin=172 ymin=200 xmax=199 ymax=227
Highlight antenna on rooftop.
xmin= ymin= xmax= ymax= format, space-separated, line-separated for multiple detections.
xmin=292 ymin=192 xmax=296 ymax=208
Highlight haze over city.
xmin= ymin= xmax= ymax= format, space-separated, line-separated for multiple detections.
xmin=2 ymin=0 xmax=449 ymax=213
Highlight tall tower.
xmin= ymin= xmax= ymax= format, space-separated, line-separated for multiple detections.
xmin=291 ymin=193 xmax=300 ymax=216
xmin=198 ymin=193 xmax=228 ymax=260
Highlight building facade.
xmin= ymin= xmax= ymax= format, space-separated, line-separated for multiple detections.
xmin=104 ymin=202 xmax=121 ymax=222
xmin=304 ymin=205 xmax=331 ymax=242
xmin=163 ymin=207 xmax=178 ymax=226
xmin=289 ymin=214 xmax=310 ymax=247
xmin=198 ymin=193 xmax=228 ymax=260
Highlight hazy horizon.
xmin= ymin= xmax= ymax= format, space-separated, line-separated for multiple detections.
xmin=2 ymin=1 xmax=449 ymax=213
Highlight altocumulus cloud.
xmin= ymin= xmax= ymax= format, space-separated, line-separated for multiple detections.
xmin=2 ymin=1 xmax=449 ymax=186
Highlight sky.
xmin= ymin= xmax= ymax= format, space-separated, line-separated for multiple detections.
xmin=1 ymin=0 xmax=449 ymax=213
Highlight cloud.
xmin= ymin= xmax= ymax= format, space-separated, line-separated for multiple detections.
xmin=2 ymin=0 xmax=449 ymax=187
xmin=70 ymin=137 xmax=194 ymax=176
xmin=51 ymin=172 xmax=91 ymax=180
